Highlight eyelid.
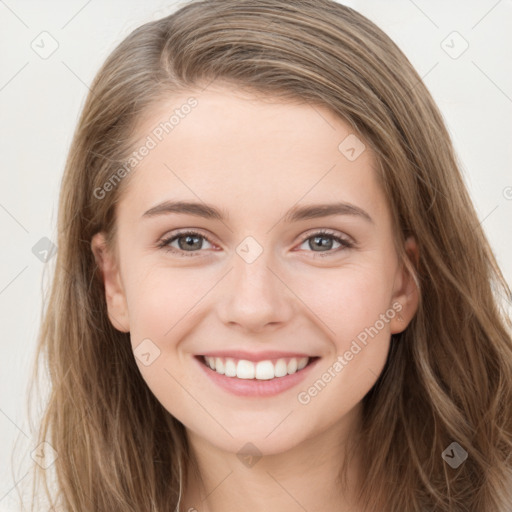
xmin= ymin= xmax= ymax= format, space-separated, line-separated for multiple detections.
xmin=157 ymin=227 xmax=354 ymax=257
xmin=157 ymin=228 xmax=216 ymax=254
xmin=295 ymin=229 xmax=354 ymax=254
xmin=298 ymin=228 xmax=352 ymax=244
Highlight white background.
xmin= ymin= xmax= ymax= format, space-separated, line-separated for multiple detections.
xmin=1 ymin=0 xmax=511 ymax=509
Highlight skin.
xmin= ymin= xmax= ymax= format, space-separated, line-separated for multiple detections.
xmin=91 ymin=83 xmax=419 ymax=512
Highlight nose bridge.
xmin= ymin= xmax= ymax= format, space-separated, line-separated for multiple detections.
xmin=232 ymin=234 xmax=279 ymax=298
xmin=238 ymin=250 xmax=271 ymax=289
xmin=217 ymin=235 xmax=293 ymax=329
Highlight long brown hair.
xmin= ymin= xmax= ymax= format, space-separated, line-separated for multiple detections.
xmin=21 ymin=0 xmax=512 ymax=510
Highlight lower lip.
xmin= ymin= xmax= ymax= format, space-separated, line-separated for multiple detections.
xmin=194 ymin=356 xmax=320 ymax=397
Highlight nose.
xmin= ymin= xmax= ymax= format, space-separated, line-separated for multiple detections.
xmin=216 ymin=244 xmax=295 ymax=333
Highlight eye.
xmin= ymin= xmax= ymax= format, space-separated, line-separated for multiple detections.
xmin=297 ymin=230 xmax=353 ymax=256
xmin=157 ymin=228 xmax=353 ymax=258
xmin=157 ymin=230 xmax=214 ymax=257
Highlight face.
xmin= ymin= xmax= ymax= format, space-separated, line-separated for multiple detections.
xmin=92 ymin=84 xmax=418 ymax=457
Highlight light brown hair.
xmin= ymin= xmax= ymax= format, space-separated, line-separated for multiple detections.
xmin=22 ymin=0 xmax=512 ymax=510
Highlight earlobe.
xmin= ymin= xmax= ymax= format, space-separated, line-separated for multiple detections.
xmin=389 ymin=236 xmax=420 ymax=334
xmin=91 ymin=232 xmax=130 ymax=333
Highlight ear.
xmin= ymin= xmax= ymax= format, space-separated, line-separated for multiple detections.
xmin=389 ymin=236 xmax=420 ymax=334
xmin=91 ymin=232 xmax=130 ymax=333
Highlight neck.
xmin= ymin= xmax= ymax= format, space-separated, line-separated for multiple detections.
xmin=179 ymin=404 xmax=364 ymax=512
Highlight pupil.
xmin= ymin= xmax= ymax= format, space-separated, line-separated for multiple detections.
xmin=312 ymin=235 xmax=332 ymax=251
xmin=180 ymin=235 xmax=201 ymax=250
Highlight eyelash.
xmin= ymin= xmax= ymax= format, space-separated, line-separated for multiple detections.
xmin=157 ymin=229 xmax=354 ymax=258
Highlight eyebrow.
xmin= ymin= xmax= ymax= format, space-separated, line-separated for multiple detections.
xmin=141 ymin=200 xmax=374 ymax=224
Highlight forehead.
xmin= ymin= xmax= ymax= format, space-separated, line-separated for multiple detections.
xmin=118 ymin=85 xmax=385 ymax=224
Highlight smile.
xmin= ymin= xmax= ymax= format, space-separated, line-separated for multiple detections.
xmin=201 ymin=355 xmax=314 ymax=380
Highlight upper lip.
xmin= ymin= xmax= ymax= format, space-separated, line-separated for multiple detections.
xmin=198 ymin=350 xmax=317 ymax=362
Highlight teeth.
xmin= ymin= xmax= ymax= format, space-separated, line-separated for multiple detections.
xmin=237 ymin=360 xmax=255 ymax=379
xmin=274 ymin=359 xmax=288 ymax=377
xmin=255 ymin=361 xmax=275 ymax=380
xmin=287 ymin=358 xmax=297 ymax=374
xmin=203 ymin=356 xmax=310 ymax=380
xmin=215 ymin=357 xmax=225 ymax=375
xmin=297 ymin=357 xmax=308 ymax=370
xmin=225 ymin=358 xmax=237 ymax=377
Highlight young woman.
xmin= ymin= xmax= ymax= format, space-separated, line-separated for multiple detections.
xmin=26 ymin=1 xmax=512 ymax=510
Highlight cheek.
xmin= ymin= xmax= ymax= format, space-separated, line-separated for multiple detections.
xmin=125 ymin=265 xmax=206 ymax=341
xmin=293 ymin=263 xmax=395 ymax=399
xmin=123 ymin=268 xmax=199 ymax=420
xmin=293 ymin=268 xmax=394 ymax=420
xmin=294 ymin=262 xmax=395 ymax=342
